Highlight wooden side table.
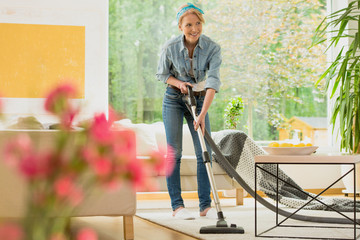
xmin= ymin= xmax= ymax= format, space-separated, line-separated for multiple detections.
xmin=255 ymin=154 xmax=360 ymax=240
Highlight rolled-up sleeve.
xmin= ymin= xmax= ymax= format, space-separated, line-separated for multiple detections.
xmin=156 ymin=47 xmax=171 ymax=84
xmin=205 ymin=45 xmax=222 ymax=92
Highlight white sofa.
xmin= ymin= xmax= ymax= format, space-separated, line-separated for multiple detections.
xmin=115 ymin=119 xmax=245 ymax=205
xmin=0 ymin=119 xmax=244 ymax=240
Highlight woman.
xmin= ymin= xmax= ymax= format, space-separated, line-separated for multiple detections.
xmin=156 ymin=3 xmax=222 ymax=220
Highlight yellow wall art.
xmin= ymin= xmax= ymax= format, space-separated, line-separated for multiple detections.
xmin=0 ymin=23 xmax=85 ymax=98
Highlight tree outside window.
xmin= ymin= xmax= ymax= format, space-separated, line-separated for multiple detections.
xmin=109 ymin=0 xmax=327 ymax=141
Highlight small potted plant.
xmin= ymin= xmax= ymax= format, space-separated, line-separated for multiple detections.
xmin=224 ymin=96 xmax=244 ymax=130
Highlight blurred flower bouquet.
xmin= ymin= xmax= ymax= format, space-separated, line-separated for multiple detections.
xmin=0 ymin=84 xmax=172 ymax=240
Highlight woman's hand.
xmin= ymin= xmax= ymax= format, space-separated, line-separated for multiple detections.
xmin=194 ymin=112 xmax=206 ymax=134
xmin=192 ymin=89 xmax=215 ymax=135
xmin=166 ymin=76 xmax=193 ymax=94
xmin=179 ymin=82 xmax=193 ymax=94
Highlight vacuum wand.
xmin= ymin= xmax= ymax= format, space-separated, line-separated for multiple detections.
xmin=184 ymin=85 xmax=244 ymax=234
xmin=188 ymin=92 xmax=223 ymax=218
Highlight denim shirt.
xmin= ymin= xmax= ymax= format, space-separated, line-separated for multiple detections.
xmin=156 ymin=34 xmax=222 ymax=92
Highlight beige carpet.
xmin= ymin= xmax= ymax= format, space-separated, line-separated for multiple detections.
xmin=136 ymin=197 xmax=357 ymax=240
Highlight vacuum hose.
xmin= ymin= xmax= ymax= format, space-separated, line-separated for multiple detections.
xmin=183 ymin=86 xmax=359 ymax=225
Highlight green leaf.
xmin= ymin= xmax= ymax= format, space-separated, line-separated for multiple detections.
xmin=330 ymin=57 xmax=348 ymax=98
xmin=316 ymin=48 xmax=344 ymax=88
xmin=353 ymin=33 xmax=359 ymax=56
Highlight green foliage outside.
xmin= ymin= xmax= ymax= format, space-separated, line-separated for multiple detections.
xmin=109 ymin=0 xmax=328 ymax=141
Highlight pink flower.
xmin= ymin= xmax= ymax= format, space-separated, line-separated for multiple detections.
xmin=19 ymin=155 xmax=39 ymax=179
xmin=0 ymin=84 xmax=180 ymax=239
xmin=21 ymin=152 xmax=54 ymax=180
xmin=60 ymin=107 xmax=78 ymax=129
xmin=112 ymin=130 xmax=136 ymax=160
xmin=148 ymin=145 xmax=175 ymax=177
xmin=54 ymin=176 xmax=74 ymax=197
xmin=89 ymin=113 xmax=113 ymax=144
xmin=44 ymin=83 xmax=78 ymax=129
xmin=126 ymin=160 xmax=145 ymax=190
xmin=81 ymin=145 xmax=98 ymax=163
xmin=54 ymin=176 xmax=83 ymax=206
xmin=0 ymin=222 xmax=23 ymax=240
xmin=76 ymin=228 xmax=97 ymax=240
xmin=3 ymin=134 xmax=33 ymax=168
xmin=44 ymin=84 xmax=76 ymax=113
xmin=108 ymin=105 xmax=123 ymax=125
xmin=3 ymin=135 xmax=54 ymax=180
xmin=92 ymin=157 xmax=112 ymax=177
xmin=21 ymin=153 xmax=53 ymax=180
xmin=102 ymin=179 xmax=121 ymax=192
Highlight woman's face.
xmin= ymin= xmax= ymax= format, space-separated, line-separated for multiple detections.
xmin=179 ymin=13 xmax=202 ymax=45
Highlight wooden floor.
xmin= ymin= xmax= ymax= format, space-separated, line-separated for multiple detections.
xmin=133 ymin=216 xmax=198 ymax=240
xmin=72 ymin=214 xmax=198 ymax=240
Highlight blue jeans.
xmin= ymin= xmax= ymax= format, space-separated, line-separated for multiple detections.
xmin=162 ymin=87 xmax=212 ymax=212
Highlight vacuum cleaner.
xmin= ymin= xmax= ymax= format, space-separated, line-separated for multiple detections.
xmin=183 ymin=86 xmax=359 ymax=227
xmin=183 ymin=86 xmax=244 ymax=234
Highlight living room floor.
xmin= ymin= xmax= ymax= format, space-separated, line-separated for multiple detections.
xmin=72 ymin=200 xmax=200 ymax=240
xmin=73 ymin=192 xmax=231 ymax=240
xmin=73 ymin=215 xmax=197 ymax=240
xmin=72 ymin=190 xmax=356 ymax=240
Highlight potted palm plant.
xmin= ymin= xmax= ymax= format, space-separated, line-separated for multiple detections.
xmin=312 ymin=0 xmax=360 ymax=193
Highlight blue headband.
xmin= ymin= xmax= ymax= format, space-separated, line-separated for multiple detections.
xmin=176 ymin=3 xmax=204 ymax=24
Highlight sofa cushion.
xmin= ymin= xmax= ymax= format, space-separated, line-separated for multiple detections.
xmin=151 ymin=122 xmax=167 ymax=149
xmin=113 ymin=119 xmax=158 ymax=156
xmin=149 ymin=121 xmax=196 ymax=155
xmin=182 ymin=124 xmax=196 ymax=155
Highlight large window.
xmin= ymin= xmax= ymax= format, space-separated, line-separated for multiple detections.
xmin=109 ymin=0 xmax=327 ymax=141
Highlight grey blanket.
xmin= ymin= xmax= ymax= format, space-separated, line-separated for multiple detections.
xmin=212 ymin=130 xmax=360 ymax=212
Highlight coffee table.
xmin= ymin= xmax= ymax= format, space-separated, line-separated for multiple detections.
xmin=255 ymin=154 xmax=360 ymax=239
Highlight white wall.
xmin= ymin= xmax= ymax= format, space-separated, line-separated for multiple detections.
xmin=0 ymin=0 xmax=108 ymax=123
xmin=281 ymin=164 xmax=344 ymax=189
